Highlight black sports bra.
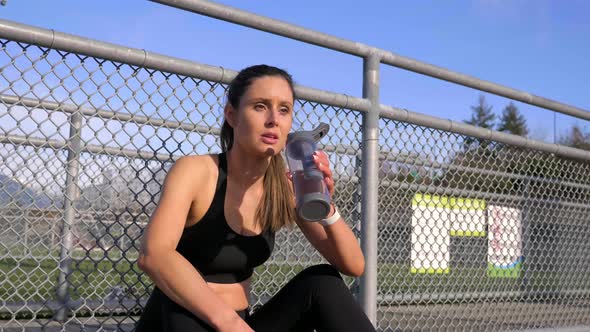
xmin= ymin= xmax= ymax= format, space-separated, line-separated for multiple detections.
xmin=175 ymin=152 xmax=275 ymax=284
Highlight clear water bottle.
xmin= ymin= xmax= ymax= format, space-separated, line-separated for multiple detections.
xmin=285 ymin=123 xmax=331 ymax=221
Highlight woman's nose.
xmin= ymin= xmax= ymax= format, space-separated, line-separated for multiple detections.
xmin=266 ymin=109 xmax=279 ymax=126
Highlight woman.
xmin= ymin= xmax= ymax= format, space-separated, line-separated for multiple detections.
xmin=135 ymin=64 xmax=375 ymax=331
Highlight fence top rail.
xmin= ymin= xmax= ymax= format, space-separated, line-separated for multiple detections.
xmin=149 ymin=0 xmax=590 ymax=122
xmin=0 ymin=18 xmax=589 ymax=162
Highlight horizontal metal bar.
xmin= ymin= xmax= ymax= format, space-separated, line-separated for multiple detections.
xmin=378 ymin=148 xmax=590 ymax=193
xmin=0 ymin=131 xmax=363 ymax=172
xmin=378 ymin=53 xmax=590 ymax=121
xmin=148 ymin=0 xmax=373 ymax=57
xmin=511 ymin=326 xmax=590 ymax=332
xmin=149 ymin=0 xmax=590 ymax=121
xmin=0 ymin=19 xmax=588 ymax=161
xmin=0 ymin=20 xmax=229 ymax=83
xmin=380 ymin=105 xmax=590 ymax=162
xmin=254 ymin=289 xmax=590 ymax=311
xmin=0 ymin=95 xmax=360 ymax=156
xmin=4 ymin=289 xmax=585 ymax=314
xmin=0 ymin=133 xmax=175 ymax=161
xmin=0 ymin=19 xmax=369 ymax=113
xmin=1 ymin=298 xmax=147 ymax=314
xmin=0 ymin=133 xmax=66 ymax=150
xmin=379 ymin=178 xmax=590 ymax=211
xmin=0 ymin=135 xmax=357 ymax=171
xmin=3 ymin=94 xmax=589 ymax=186
xmin=317 ymin=143 xmax=360 ymax=156
xmin=295 ymin=85 xmax=370 ymax=113
xmin=4 ymin=130 xmax=587 ymax=211
xmin=0 ymin=94 xmax=221 ymax=135
xmin=377 ymin=289 xmax=590 ymax=305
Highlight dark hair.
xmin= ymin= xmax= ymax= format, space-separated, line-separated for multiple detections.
xmin=220 ymin=64 xmax=296 ymax=232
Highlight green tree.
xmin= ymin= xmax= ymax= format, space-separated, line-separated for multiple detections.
xmin=465 ymin=94 xmax=496 ymax=129
xmin=497 ymin=102 xmax=528 ymax=137
xmin=559 ymin=125 xmax=590 ymax=150
xmin=463 ymin=94 xmax=496 ymax=151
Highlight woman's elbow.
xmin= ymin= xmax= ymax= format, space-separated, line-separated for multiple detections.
xmin=137 ymin=252 xmax=162 ymax=275
xmin=137 ymin=253 xmax=151 ymax=273
xmin=341 ymin=256 xmax=365 ymax=277
xmin=352 ymin=258 xmax=366 ymax=277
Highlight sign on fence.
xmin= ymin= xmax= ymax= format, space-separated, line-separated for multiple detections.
xmin=487 ymin=205 xmax=523 ymax=278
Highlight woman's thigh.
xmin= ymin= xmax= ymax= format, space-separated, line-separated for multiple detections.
xmin=246 ymin=264 xmax=373 ymax=332
xmin=161 ymin=294 xmax=252 ymax=332
xmin=135 ymin=288 xmax=163 ymax=332
xmin=137 ymin=287 xmax=247 ymax=332
xmin=161 ymin=296 xmax=215 ymax=332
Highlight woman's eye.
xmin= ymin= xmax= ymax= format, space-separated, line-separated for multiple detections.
xmin=280 ymin=107 xmax=291 ymax=114
xmin=255 ymin=104 xmax=266 ymax=111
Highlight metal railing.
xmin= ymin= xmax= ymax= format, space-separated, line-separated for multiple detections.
xmin=1 ymin=1 xmax=589 ymax=330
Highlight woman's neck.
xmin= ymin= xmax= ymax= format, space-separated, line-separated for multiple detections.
xmin=225 ymin=148 xmax=270 ymax=190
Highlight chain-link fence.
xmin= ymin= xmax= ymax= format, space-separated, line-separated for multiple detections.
xmin=375 ymin=121 xmax=590 ymax=331
xmin=1 ymin=18 xmax=589 ymax=332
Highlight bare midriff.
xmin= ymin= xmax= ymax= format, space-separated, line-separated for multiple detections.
xmin=207 ymin=278 xmax=251 ymax=311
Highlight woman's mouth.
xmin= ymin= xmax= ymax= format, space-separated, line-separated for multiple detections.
xmin=261 ymin=133 xmax=279 ymax=144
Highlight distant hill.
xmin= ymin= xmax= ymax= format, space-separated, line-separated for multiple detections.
xmin=0 ymin=174 xmax=54 ymax=209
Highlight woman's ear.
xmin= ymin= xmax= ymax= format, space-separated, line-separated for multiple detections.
xmin=224 ymin=104 xmax=236 ymax=128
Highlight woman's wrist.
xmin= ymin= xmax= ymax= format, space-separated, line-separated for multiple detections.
xmin=210 ymin=308 xmax=242 ymax=331
xmin=320 ymin=205 xmax=340 ymax=226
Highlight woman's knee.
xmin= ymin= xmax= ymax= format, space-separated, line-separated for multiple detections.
xmin=135 ymin=288 xmax=163 ymax=332
xmin=292 ymin=264 xmax=347 ymax=292
xmin=296 ymin=263 xmax=341 ymax=279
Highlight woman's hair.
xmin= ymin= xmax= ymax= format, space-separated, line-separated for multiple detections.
xmin=220 ymin=64 xmax=296 ymax=232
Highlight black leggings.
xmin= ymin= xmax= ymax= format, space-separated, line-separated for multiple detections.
xmin=135 ymin=264 xmax=375 ymax=332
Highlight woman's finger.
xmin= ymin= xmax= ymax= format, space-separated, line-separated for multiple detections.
xmin=313 ymin=151 xmax=330 ymax=169
xmin=325 ymin=176 xmax=335 ymax=196
xmin=312 ymin=150 xmax=335 ymax=195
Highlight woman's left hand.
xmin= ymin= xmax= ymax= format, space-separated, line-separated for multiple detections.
xmin=313 ymin=150 xmax=335 ymax=197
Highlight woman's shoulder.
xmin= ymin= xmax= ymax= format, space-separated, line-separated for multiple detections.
xmin=166 ymin=153 xmax=220 ymax=184
xmin=174 ymin=153 xmax=219 ymax=167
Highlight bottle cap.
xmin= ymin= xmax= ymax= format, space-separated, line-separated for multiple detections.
xmin=298 ymin=193 xmax=331 ymax=221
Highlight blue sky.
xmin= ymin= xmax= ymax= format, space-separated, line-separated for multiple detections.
xmin=1 ymin=0 xmax=589 ymax=143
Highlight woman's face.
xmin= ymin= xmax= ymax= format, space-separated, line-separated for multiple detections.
xmin=227 ymin=75 xmax=294 ymax=157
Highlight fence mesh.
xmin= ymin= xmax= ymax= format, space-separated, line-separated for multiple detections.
xmin=1 ymin=38 xmax=589 ymax=331
xmin=376 ymin=118 xmax=590 ymax=331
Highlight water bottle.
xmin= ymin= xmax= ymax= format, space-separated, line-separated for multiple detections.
xmin=285 ymin=123 xmax=331 ymax=221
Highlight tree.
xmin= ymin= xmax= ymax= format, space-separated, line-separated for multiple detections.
xmin=497 ymin=102 xmax=528 ymax=137
xmin=559 ymin=125 xmax=590 ymax=150
xmin=463 ymin=94 xmax=496 ymax=151
xmin=465 ymin=94 xmax=496 ymax=129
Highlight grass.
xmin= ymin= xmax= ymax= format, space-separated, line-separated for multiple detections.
xmin=0 ymin=254 xmax=149 ymax=304
xmin=1 ymin=254 xmax=581 ymax=319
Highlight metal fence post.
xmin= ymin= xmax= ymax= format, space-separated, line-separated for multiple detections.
xmin=351 ymin=154 xmax=363 ymax=300
xmin=54 ymin=111 xmax=83 ymax=322
xmin=359 ymin=51 xmax=380 ymax=326
xmin=23 ymin=216 xmax=28 ymax=252
xmin=521 ymin=177 xmax=531 ymax=297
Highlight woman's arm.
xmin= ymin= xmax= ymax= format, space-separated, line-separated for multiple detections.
xmin=137 ymin=156 xmax=252 ymax=331
xmin=294 ymin=151 xmax=366 ymax=277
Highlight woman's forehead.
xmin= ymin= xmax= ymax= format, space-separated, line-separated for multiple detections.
xmin=243 ymin=76 xmax=294 ymax=103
